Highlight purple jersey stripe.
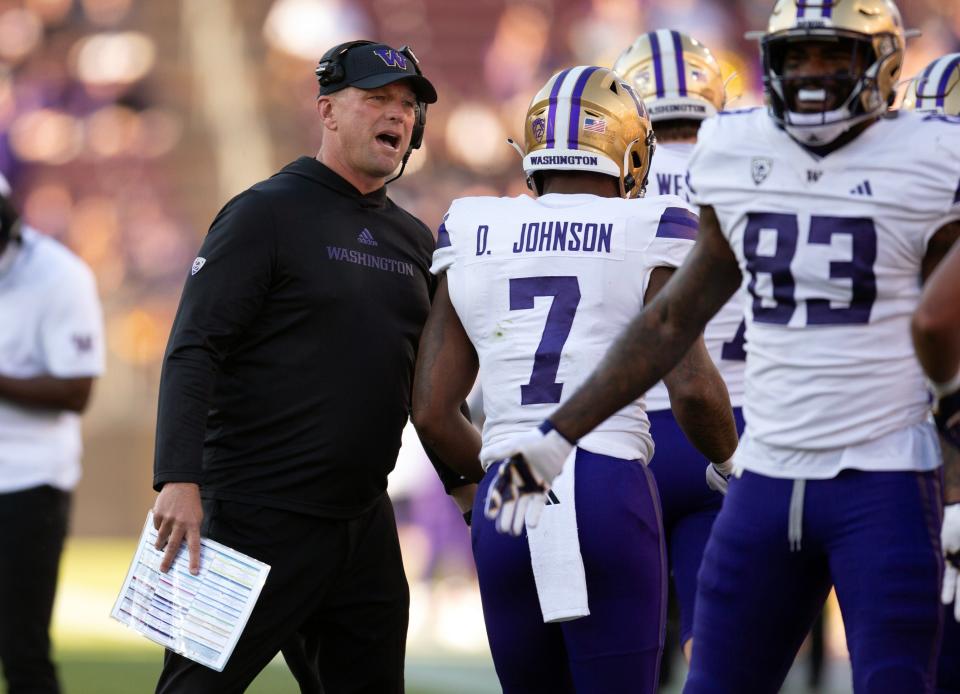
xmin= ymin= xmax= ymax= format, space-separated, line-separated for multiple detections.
xmin=671 ymin=31 xmax=687 ymax=97
xmin=796 ymin=1 xmax=806 ymax=18
xmin=545 ymin=69 xmax=571 ymax=149
xmin=822 ymin=1 xmax=832 ymax=18
xmin=656 ymin=206 xmax=699 ymax=240
xmin=568 ymin=67 xmax=600 ymax=150
xmin=648 ymin=32 xmax=665 ymax=98
xmin=936 ymin=56 xmax=960 ymax=109
xmin=915 ymin=59 xmax=938 ymax=109
xmin=436 ymin=222 xmax=451 ymax=249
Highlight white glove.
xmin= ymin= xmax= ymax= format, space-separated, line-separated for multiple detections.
xmin=943 ymin=503 xmax=960 ymax=623
xmin=705 ymin=458 xmax=734 ymax=495
xmin=483 ymin=422 xmax=575 ymax=536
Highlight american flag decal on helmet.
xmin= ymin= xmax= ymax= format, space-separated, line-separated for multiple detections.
xmin=583 ymin=116 xmax=606 ymax=133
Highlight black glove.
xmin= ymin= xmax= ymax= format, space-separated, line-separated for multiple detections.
xmin=934 ymin=385 xmax=960 ymax=451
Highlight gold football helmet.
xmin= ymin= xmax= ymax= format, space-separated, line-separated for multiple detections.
xmin=757 ymin=0 xmax=906 ymax=145
xmin=902 ymin=54 xmax=960 ymax=116
xmin=519 ymin=66 xmax=656 ymax=198
xmin=613 ymin=30 xmax=725 ymax=123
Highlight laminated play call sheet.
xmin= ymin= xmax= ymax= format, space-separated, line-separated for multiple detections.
xmin=111 ymin=511 xmax=271 ymax=671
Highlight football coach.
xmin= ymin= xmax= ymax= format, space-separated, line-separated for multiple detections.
xmin=150 ymin=41 xmax=465 ymax=693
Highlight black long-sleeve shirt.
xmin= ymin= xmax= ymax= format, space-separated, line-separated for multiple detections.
xmin=154 ymin=157 xmax=442 ymax=517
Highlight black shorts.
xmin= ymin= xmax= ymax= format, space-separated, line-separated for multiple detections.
xmin=156 ymin=494 xmax=409 ymax=694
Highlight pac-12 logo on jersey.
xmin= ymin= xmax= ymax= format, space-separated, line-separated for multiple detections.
xmin=751 ymin=157 xmax=772 ymax=185
xmin=72 ymin=334 xmax=93 ymax=353
xmin=191 ymin=257 xmax=206 ymax=275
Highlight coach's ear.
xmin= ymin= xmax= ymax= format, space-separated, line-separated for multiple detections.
xmin=316 ymin=93 xmax=338 ymax=131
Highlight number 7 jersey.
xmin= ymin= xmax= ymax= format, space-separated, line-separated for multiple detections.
xmin=688 ymin=108 xmax=960 ymax=464
xmin=431 ymin=192 xmax=697 ymax=466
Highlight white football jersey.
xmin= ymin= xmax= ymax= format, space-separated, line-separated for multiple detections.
xmin=688 ymin=108 xmax=960 ymax=476
xmin=0 ymin=226 xmax=105 ymax=492
xmin=644 ymin=142 xmax=746 ymax=412
xmin=432 ymin=193 xmax=697 ymax=466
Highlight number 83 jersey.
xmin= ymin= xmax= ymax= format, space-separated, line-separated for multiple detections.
xmin=431 ymin=192 xmax=697 ymax=467
xmin=688 ymin=108 xmax=960 ymax=468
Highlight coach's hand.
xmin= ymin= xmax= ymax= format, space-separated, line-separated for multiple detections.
xmin=706 ymin=458 xmax=735 ymax=495
xmin=153 ymin=482 xmax=203 ymax=575
xmin=943 ymin=503 xmax=960 ymax=622
xmin=482 ymin=422 xmax=574 ymax=536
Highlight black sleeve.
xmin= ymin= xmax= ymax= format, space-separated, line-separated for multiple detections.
xmin=418 ymin=401 xmax=475 ymax=493
xmin=153 ymin=190 xmax=276 ymax=490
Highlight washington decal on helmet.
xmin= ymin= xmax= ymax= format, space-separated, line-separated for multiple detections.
xmin=613 ymin=29 xmax=726 ymax=123
xmin=514 ymin=66 xmax=657 ymax=198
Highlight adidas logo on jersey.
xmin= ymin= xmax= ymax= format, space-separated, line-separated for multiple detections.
xmin=544 ymin=490 xmax=561 ymax=506
xmin=849 ymin=180 xmax=873 ymax=196
xmin=357 ymin=228 xmax=378 ymax=246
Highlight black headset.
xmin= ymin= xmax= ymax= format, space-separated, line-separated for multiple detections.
xmin=315 ymin=40 xmax=428 ymax=152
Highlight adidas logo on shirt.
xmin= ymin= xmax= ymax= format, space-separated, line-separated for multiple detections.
xmin=357 ymin=228 xmax=378 ymax=246
xmin=850 ymin=180 xmax=873 ymax=196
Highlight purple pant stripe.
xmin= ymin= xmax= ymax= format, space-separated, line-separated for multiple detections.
xmin=641 ymin=461 xmax=668 ymax=687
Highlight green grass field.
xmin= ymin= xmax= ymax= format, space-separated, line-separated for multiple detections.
xmin=0 ymin=538 xmax=853 ymax=693
xmin=15 ymin=538 xmax=502 ymax=694
xmin=48 ymin=649 xmax=504 ymax=694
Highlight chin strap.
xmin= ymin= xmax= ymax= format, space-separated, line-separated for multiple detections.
xmin=783 ymin=108 xmax=877 ymax=146
xmin=620 ymin=142 xmax=638 ymax=198
xmin=507 ymin=138 xmax=539 ymax=194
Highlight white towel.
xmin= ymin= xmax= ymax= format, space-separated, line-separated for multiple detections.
xmin=526 ymin=449 xmax=589 ymax=623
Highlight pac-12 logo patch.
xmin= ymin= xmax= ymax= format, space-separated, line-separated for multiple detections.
xmin=532 ymin=117 xmax=546 ymax=143
xmin=191 ymin=257 xmax=206 ymax=275
xmin=751 ymin=157 xmax=772 ymax=185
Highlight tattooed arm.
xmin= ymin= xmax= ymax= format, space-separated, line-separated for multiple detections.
xmin=646 ymin=266 xmax=738 ymax=465
xmin=550 ymin=205 xmax=742 ymax=444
